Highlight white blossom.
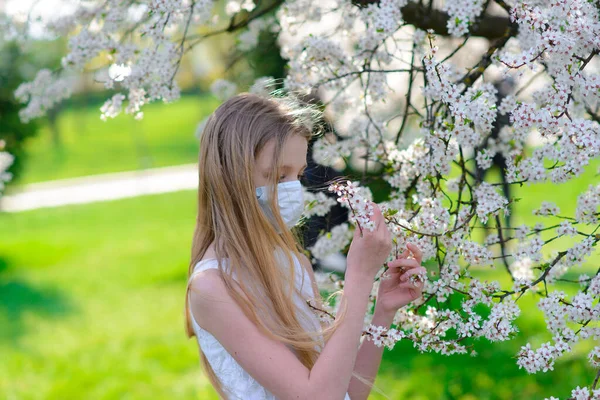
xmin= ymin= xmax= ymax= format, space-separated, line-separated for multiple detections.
xmin=474 ymin=183 xmax=509 ymax=224
xmin=328 ymin=181 xmax=375 ymax=232
xmin=310 ymin=223 xmax=353 ymax=261
xmin=210 ymin=79 xmax=237 ymax=101
xmin=304 ymin=190 xmax=337 ymax=218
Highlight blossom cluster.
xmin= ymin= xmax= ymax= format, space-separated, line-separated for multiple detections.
xmin=309 ymin=223 xmax=353 ymax=261
xmin=516 ymin=288 xmax=600 ymax=380
xmin=14 ymin=69 xmax=72 ymax=123
xmin=16 ymin=0 xmax=217 ymax=121
xmin=442 ymin=0 xmax=486 ymax=37
xmin=303 ymin=189 xmax=337 ymax=218
xmin=328 ymin=181 xmax=375 ymax=232
xmin=364 ymin=323 xmax=404 ymax=350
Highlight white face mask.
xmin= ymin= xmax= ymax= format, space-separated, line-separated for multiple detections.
xmin=256 ymin=180 xmax=304 ymax=229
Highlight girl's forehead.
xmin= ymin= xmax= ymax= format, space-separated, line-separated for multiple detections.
xmin=256 ymin=135 xmax=308 ymax=170
xmin=281 ymin=135 xmax=308 ymax=164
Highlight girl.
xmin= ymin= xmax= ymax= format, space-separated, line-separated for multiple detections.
xmin=184 ymin=93 xmax=426 ymax=400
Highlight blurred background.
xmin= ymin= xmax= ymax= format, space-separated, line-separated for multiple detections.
xmin=0 ymin=1 xmax=598 ymax=399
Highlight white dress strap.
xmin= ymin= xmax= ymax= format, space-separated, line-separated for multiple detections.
xmin=187 ymin=258 xmax=221 ymax=330
xmin=188 ymin=258 xmax=220 ymax=286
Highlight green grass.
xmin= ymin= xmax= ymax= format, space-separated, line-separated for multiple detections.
xmin=1 ymin=186 xmax=598 ymax=399
xmin=13 ymin=95 xmax=220 ymax=187
xmin=0 ymin=191 xmax=219 ymax=400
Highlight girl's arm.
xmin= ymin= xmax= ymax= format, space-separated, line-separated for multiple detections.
xmin=191 ymin=205 xmax=391 ymax=400
xmin=300 ymin=254 xmax=394 ymax=400
xmin=348 ymin=243 xmax=427 ymax=399
xmin=190 ymin=265 xmax=373 ymax=400
xmin=346 ymin=308 xmax=394 ymax=400
xmin=301 ymin=247 xmax=426 ymax=400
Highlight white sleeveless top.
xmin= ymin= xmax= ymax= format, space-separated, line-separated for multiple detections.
xmin=187 ymin=253 xmax=352 ymax=400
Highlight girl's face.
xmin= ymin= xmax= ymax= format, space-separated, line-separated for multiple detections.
xmin=253 ymin=134 xmax=308 ymax=188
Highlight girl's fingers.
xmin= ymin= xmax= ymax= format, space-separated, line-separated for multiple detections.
xmin=400 ymin=267 xmax=427 ymax=283
xmin=369 ymin=203 xmax=384 ymax=231
xmin=406 ymin=243 xmax=423 ymax=264
xmin=397 ymin=280 xmax=424 ymax=290
xmin=387 ymin=258 xmax=420 ymax=270
xmin=396 ymin=249 xmax=410 ymax=259
xmin=384 ymin=266 xmax=402 ymax=275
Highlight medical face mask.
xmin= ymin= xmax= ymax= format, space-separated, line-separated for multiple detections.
xmin=256 ymin=180 xmax=304 ymax=229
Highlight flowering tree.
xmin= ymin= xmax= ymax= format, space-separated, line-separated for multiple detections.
xmin=10 ymin=0 xmax=600 ymax=398
xmin=0 ymin=13 xmax=34 ymax=200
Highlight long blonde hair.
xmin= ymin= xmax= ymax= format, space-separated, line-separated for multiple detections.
xmin=184 ymin=93 xmax=345 ymax=398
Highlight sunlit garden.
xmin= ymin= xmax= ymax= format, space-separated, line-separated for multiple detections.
xmin=1 ymin=1 xmax=599 ymax=399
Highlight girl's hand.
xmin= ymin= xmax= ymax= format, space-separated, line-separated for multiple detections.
xmin=346 ymin=203 xmax=392 ymax=279
xmin=376 ymin=243 xmax=426 ymax=316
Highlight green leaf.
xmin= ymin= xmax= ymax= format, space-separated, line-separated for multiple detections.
xmin=470 ymin=90 xmax=483 ymax=101
xmin=384 ymin=208 xmax=399 ymax=218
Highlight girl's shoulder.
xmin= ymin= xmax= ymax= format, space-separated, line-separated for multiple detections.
xmin=187 ymin=262 xmax=233 ymax=332
xmin=189 ymin=258 xmax=222 ymax=283
xmin=188 ymin=257 xmax=232 ymax=301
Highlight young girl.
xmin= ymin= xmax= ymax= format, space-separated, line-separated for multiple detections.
xmin=184 ymin=93 xmax=426 ymax=400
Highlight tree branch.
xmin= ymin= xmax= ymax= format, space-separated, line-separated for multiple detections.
xmin=352 ymin=1 xmax=513 ymax=40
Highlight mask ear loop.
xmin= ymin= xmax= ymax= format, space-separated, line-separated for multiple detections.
xmin=255 ymin=186 xmax=266 ymax=201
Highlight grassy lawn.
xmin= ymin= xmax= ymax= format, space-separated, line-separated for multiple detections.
xmin=0 ymin=191 xmax=218 ymax=400
xmin=12 ymin=95 xmax=219 ymax=187
xmin=1 ymin=182 xmax=598 ymax=399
